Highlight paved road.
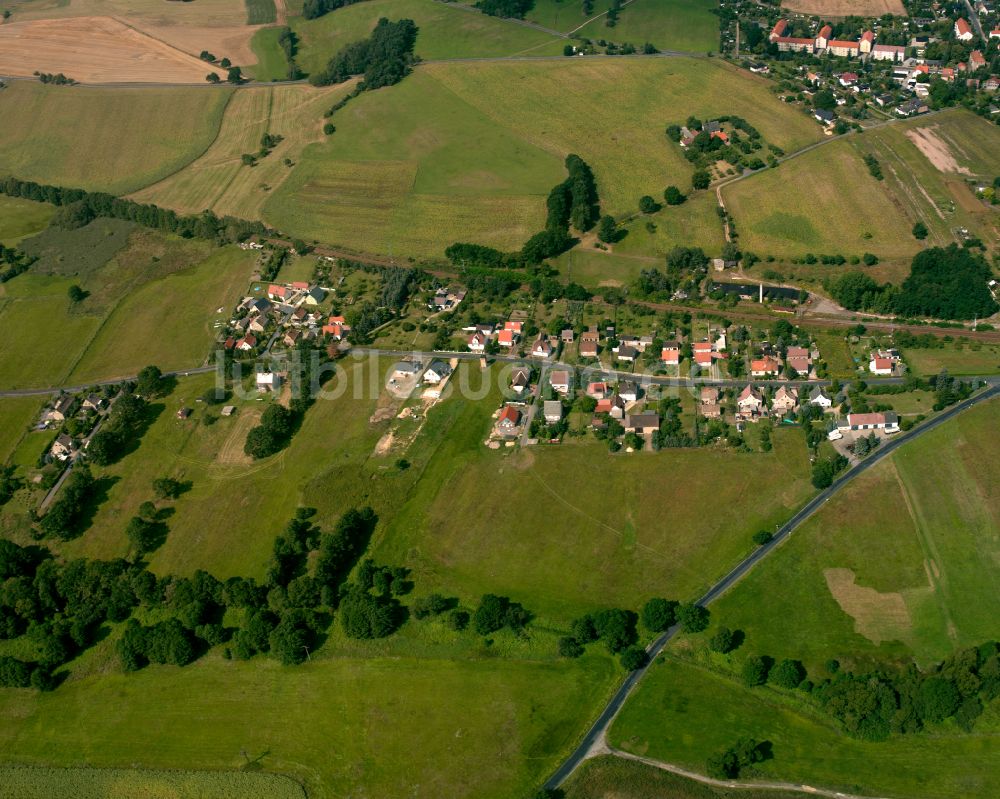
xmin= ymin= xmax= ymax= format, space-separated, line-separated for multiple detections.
xmin=543 ymin=383 xmax=1000 ymax=791
xmin=0 ymin=366 xmax=215 ymax=398
xmin=964 ymin=0 xmax=988 ymax=42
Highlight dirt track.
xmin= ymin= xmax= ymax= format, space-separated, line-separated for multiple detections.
xmin=0 ymin=16 xmax=225 ymax=83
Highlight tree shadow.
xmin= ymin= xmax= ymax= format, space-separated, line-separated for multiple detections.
xmin=155 ymin=506 xmax=176 ymax=522
xmin=71 ymin=475 xmax=120 ymax=537
xmin=731 ymin=629 xmax=746 ymax=651
xmin=115 ymin=402 xmax=165 ymax=461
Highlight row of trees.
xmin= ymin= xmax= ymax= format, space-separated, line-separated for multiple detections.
xmin=0 ymin=178 xmax=268 ymax=246
xmin=0 ymin=243 xmax=35 ymax=283
xmin=302 ymin=0 xmax=365 ymax=20
xmin=828 ymin=245 xmax=998 ymax=321
xmin=475 ymin=0 xmax=534 ymax=18
xmin=311 ymin=17 xmax=418 ymax=89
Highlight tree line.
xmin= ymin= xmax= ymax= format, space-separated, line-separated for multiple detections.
xmin=0 ymin=243 xmax=35 ymax=283
xmin=827 ymin=245 xmax=998 ymax=321
xmin=302 ymin=0 xmax=366 ymax=20
xmin=0 ymin=178 xmax=268 ymax=246
xmin=310 ymin=17 xmax=418 ymax=89
xmin=446 ymin=153 xmax=602 ymax=269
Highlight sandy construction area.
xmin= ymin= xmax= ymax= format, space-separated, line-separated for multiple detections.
xmin=783 ymin=0 xmax=906 ymax=16
xmin=0 ymin=16 xmax=225 ymax=83
xmin=906 ymin=127 xmax=973 ymax=175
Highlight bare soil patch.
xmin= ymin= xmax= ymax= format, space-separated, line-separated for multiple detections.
xmin=783 ymin=0 xmax=905 ymax=15
xmin=906 ymin=127 xmax=973 ymax=176
xmin=216 ymin=408 xmax=260 ymax=466
xmin=0 ymin=16 xmax=225 ymax=83
xmin=824 ymin=567 xmax=912 ymax=644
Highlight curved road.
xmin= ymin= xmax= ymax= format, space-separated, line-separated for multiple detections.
xmin=544 ymin=383 xmax=1000 ymax=791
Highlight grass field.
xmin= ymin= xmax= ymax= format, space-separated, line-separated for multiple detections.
xmin=0 ymin=222 xmax=252 ymax=388
xmin=575 ymin=0 xmax=720 ymax=53
xmin=901 ymin=108 xmax=1000 ymax=178
xmin=0 ymin=82 xmax=232 ymax=194
xmin=811 ymin=330 xmax=858 ymax=377
xmin=724 ymin=137 xmax=919 ymax=261
xmin=249 ymin=26 xmax=292 ymax=81
xmin=694 ymin=397 xmax=1000 ymax=671
xmin=611 ymin=656 xmax=1000 ymax=799
xmin=371 ymin=400 xmax=814 ymax=624
xmin=0 ymin=652 xmax=613 ymax=799
xmin=615 ymin=189 xmax=727 ymax=256
xmin=0 ymin=196 xmax=54 ymax=246
xmin=130 ymin=84 xmax=352 ymax=222
xmin=292 ymin=0 xmax=563 ymax=73
xmin=564 ymin=755 xmax=815 ymax=799
xmin=0 ymin=397 xmax=43 ymax=463
xmin=0 ymin=765 xmax=305 ymax=799
xmin=902 ymin=342 xmax=1000 ymax=376
xmin=265 ymin=58 xmax=820 ymax=258
xmin=67 ymin=246 xmax=259 ymax=383
xmin=245 ymin=0 xmax=277 ymax=24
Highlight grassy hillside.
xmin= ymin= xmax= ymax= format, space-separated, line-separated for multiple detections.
xmin=130 ymin=83 xmax=354 ymax=221
xmin=576 ymin=0 xmax=720 ymax=53
xmin=0 ymin=653 xmax=612 ymax=799
xmin=0 ymin=196 xmax=53 ymax=246
xmin=292 ymin=0 xmax=563 ymax=73
xmin=0 ymin=221 xmax=254 ymax=389
xmin=609 ymin=397 xmax=1000 ymax=799
xmin=0 ymin=397 xmax=43 ymax=463
xmin=700 ymin=397 xmax=1000 ymax=670
xmin=265 ymin=58 xmax=820 ymax=258
xmin=0 ymin=83 xmax=232 ymax=194
xmin=611 ymin=657 xmax=1000 ymax=799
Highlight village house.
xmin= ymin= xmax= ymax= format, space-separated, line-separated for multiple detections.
xmin=971 ymin=50 xmax=987 ymax=70
xmin=249 ymin=317 xmax=268 ymax=334
xmin=625 ymin=412 xmax=660 ymax=435
xmin=531 ymin=337 xmax=554 ymax=358
xmin=751 ymin=356 xmax=782 ymax=378
xmin=391 ymin=362 xmax=422 ymax=380
xmin=736 ymin=384 xmax=765 ymax=418
xmin=267 ymin=284 xmax=291 ymax=302
xmin=661 ymin=345 xmax=681 ymax=366
xmin=283 ymin=330 xmax=303 ymax=348
xmin=236 ymin=334 xmax=257 ymax=352
xmin=872 ymin=43 xmax=906 ymax=62
xmin=785 ymin=346 xmax=812 ymax=377
xmin=424 ymin=361 xmax=452 ymax=384
xmin=51 ymin=434 xmax=76 ymax=461
xmin=549 ymin=370 xmax=572 ymax=394
xmin=616 ymin=344 xmax=638 ymax=363
xmin=468 ymin=330 xmax=489 ymax=353
xmin=304 ymin=287 xmax=326 ymax=306
xmin=497 ymin=328 xmax=517 ymax=348
xmin=430 ymin=288 xmax=465 ymax=311
xmin=560 ymin=328 xmax=575 ymax=344
xmin=45 ymin=394 xmax=76 ymax=423
xmin=256 ymin=372 xmax=281 ymax=393
xmin=586 ymin=381 xmax=609 ymax=400
xmin=809 ymin=387 xmax=834 ymax=410
xmin=771 ymin=386 xmax=799 ymax=414
xmin=838 ymin=412 xmax=899 ymax=433
xmin=497 ymin=405 xmax=521 ymax=431
xmin=510 ymin=366 xmax=532 ymax=394
xmin=82 ymin=394 xmax=106 ymax=413
xmin=700 ymin=387 xmax=722 ymax=418
xmin=955 ymin=18 xmax=975 ymax=41
xmin=579 ymin=329 xmax=600 ymax=358
xmin=603 ymin=393 xmax=627 ymax=419
xmin=543 ymin=401 xmax=563 ymax=424
xmin=869 ymin=351 xmax=899 ymax=375
xmin=618 ymin=380 xmax=639 ymax=404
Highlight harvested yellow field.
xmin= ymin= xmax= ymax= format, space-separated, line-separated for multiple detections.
xmin=0 ymin=16 xmax=224 ymax=83
xmin=783 ymin=0 xmax=906 ymax=16
xmin=131 ymin=82 xmax=354 ymax=219
xmin=3 ymin=0 xmax=257 ymax=62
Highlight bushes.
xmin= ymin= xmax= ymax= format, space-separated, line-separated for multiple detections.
xmin=811 ymin=454 xmax=848 ymax=489
xmin=472 ymin=593 xmax=530 ymax=635
xmin=39 ymin=466 xmax=95 ymax=540
xmin=475 ymin=0 xmax=534 ymax=18
xmin=244 ymin=404 xmax=294 ymax=459
xmin=310 ymin=18 xmax=418 ymax=89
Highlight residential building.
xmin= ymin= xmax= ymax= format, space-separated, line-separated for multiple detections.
xmin=737 ymin=384 xmax=765 ymax=416
xmin=304 ymin=287 xmax=326 ymax=305
xmin=619 ymin=380 xmax=639 ymax=403
xmin=750 ymin=356 xmax=781 ymax=378
xmin=45 ymin=394 xmax=76 ymax=423
xmin=827 ymin=39 xmax=860 ymax=57
xmin=424 ymin=361 xmax=452 ymax=384
xmin=561 ymin=329 xmax=575 ymax=344
xmin=586 ymin=382 xmax=609 ymax=399
xmin=579 ymin=329 xmax=599 ymax=358
xmin=625 ymin=412 xmax=660 ymax=435
xmin=616 ymin=344 xmax=637 ymax=363
xmin=869 ymin=352 xmax=897 ymax=375
xmin=838 ymin=412 xmax=899 ymax=432
xmin=497 ymin=405 xmax=521 ymax=430
xmin=872 ymin=44 xmax=906 ymax=62
xmin=497 ymin=328 xmax=516 ymax=348
xmin=971 ymin=50 xmax=987 ymax=70
xmin=809 ymin=387 xmax=833 ymax=409
xmin=771 ymin=386 xmax=799 ymax=414
xmin=468 ymin=331 xmax=488 ymax=353
xmin=510 ymin=367 xmax=531 ymax=394
xmin=549 ymin=370 xmax=571 ymax=394
xmin=661 ymin=345 xmax=680 ymax=366
xmin=256 ymin=372 xmax=281 ymax=392
xmin=955 ymin=18 xmax=975 ymax=41
xmin=51 ymin=434 xmax=75 ymax=461
xmin=82 ymin=394 xmax=106 ymax=413
xmin=236 ymin=334 xmax=257 ymax=352
xmin=543 ymin=400 xmax=563 ymax=423
xmin=532 ymin=337 xmax=554 ymax=358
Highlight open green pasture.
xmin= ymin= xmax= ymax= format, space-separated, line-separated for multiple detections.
xmin=265 ymin=57 xmax=820 ymax=258
xmin=611 ymin=657 xmax=1000 ymax=799
xmin=0 ymin=196 xmax=53 ymax=246
xmin=293 ymin=0 xmax=563 ymax=73
xmin=576 ymin=0 xmax=720 ymax=53
xmin=0 ymin=82 xmax=232 ymax=194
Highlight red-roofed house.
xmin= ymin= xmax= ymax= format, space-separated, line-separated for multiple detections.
xmin=859 ymin=30 xmax=875 ymax=53
xmin=290 ymin=281 xmax=309 ymax=290
xmin=769 ymin=19 xmax=788 ymax=41
xmin=710 ymin=130 xmax=729 ymax=143
xmin=751 ymin=356 xmax=781 ymax=377
xmin=587 ymin=382 xmax=609 ymax=399
xmin=839 ymin=412 xmax=899 ymax=432
xmin=839 ymin=72 xmax=859 ymax=87
xmin=869 ymin=356 xmax=895 ymax=375
xmin=971 ymin=50 xmax=986 ymax=69
xmin=497 ymin=405 xmax=521 ymax=430
xmin=956 ymin=18 xmax=974 ymax=41
xmin=497 ymin=328 xmax=516 ymax=348
xmin=941 ymin=67 xmax=956 ymax=81
xmin=828 ymin=39 xmax=860 ymax=57
xmin=661 ymin=346 xmax=680 ymax=366
xmin=816 ymin=24 xmax=832 ymax=49
xmin=694 ymin=351 xmax=714 ymax=368
xmin=991 ymin=29 xmax=1000 ymax=40
xmin=504 ymin=321 xmax=523 ymax=334
xmin=236 ymin=334 xmax=257 ymax=352
xmin=267 ymin=284 xmax=289 ymax=301
xmin=777 ymin=36 xmax=816 ymax=52
xmin=223 ymin=336 xmax=235 ymax=351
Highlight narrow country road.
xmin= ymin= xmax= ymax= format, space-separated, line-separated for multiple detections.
xmin=543 ymin=384 xmax=1000 ymax=791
